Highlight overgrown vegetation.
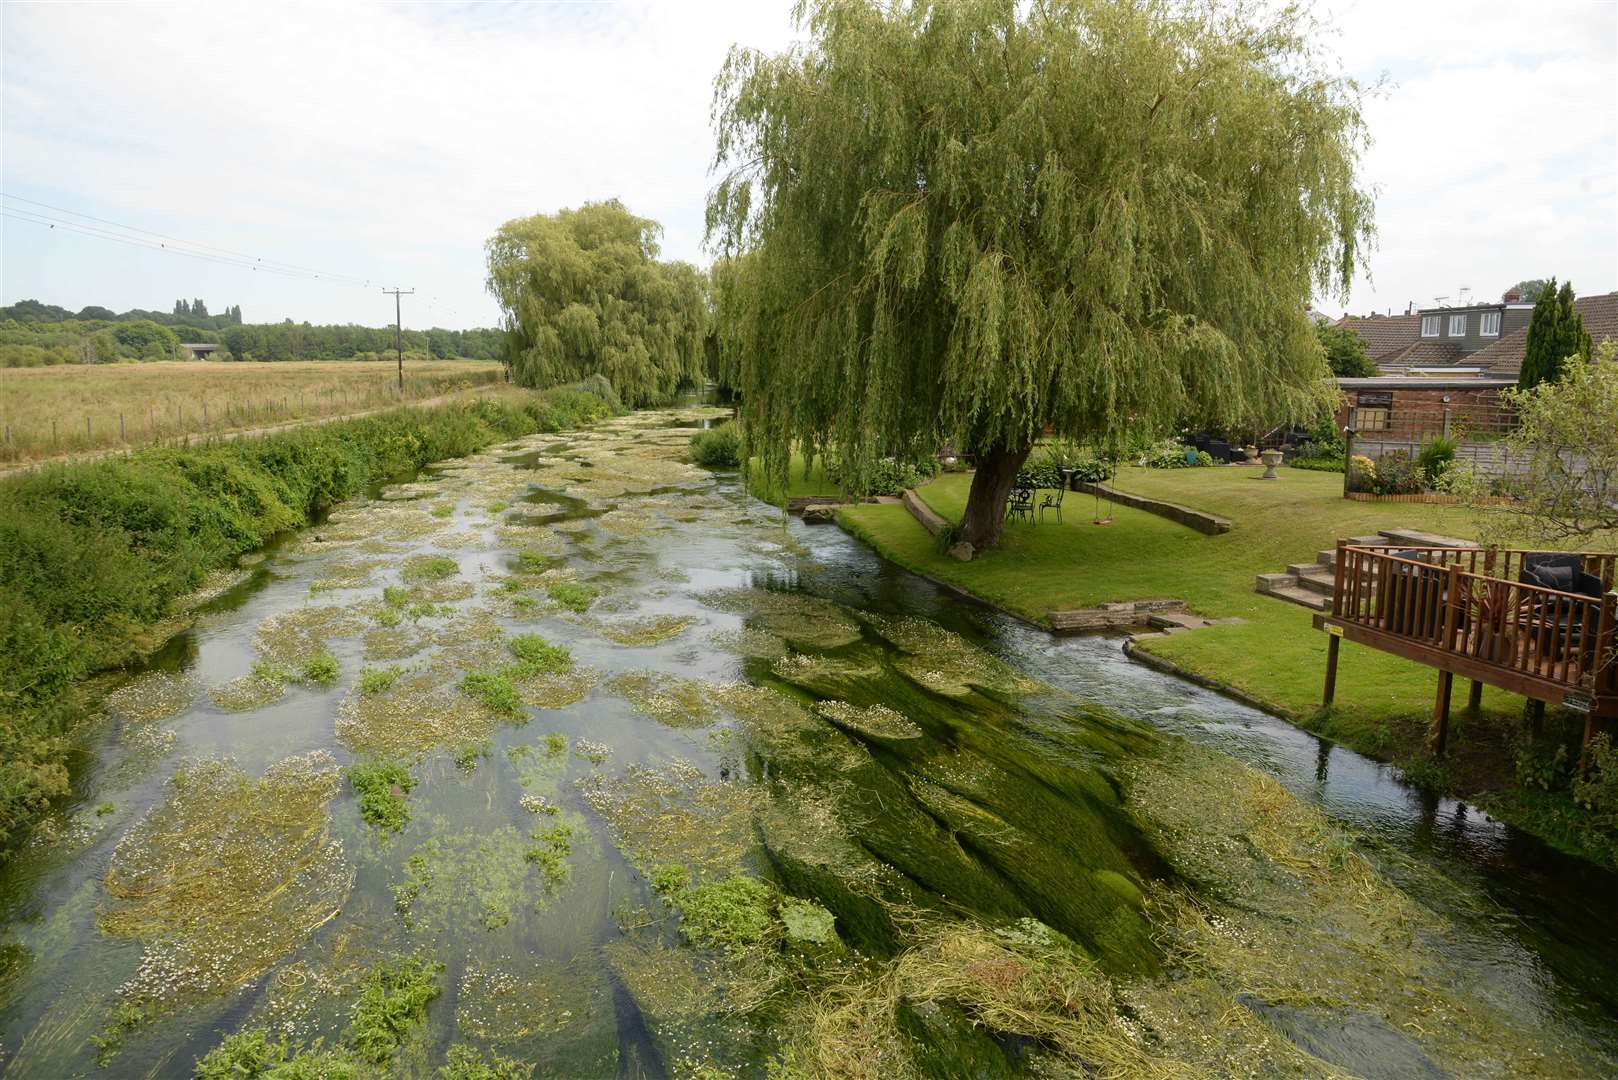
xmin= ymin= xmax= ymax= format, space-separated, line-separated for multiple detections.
xmin=0 ymin=382 xmax=618 ymax=858
xmin=689 ymin=421 xmax=742 ymax=467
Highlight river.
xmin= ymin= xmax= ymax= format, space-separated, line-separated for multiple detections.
xmin=0 ymin=405 xmax=1612 ymax=1078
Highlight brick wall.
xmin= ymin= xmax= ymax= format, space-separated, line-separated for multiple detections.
xmin=1335 ymin=385 xmax=1511 ymax=443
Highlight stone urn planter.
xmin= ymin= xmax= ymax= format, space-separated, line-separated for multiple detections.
xmin=1260 ymin=448 xmax=1283 ymax=479
xmin=1243 ymin=445 xmax=1260 ymax=462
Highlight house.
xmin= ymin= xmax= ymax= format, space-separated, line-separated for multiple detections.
xmin=179 ymin=342 xmax=224 ymax=360
xmin=1332 ymin=291 xmax=1618 ymax=469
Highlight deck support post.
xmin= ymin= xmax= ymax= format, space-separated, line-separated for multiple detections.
xmin=1467 ymin=679 xmax=1484 ymax=714
xmin=1323 ymin=633 xmax=1341 ymax=707
xmin=1526 ymin=698 xmax=1546 ymax=738
xmin=1431 ymin=670 xmax=1454 ymax=756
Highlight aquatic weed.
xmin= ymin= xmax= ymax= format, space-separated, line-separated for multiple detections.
xmin=357 ymin=666 xmax=403 ymax=695
xmin=401 ymin=554 xmax=458 ymax=582
xmin=347 ymin=956 xmax=444 ymax=1065
xmin=608 ymin=671 xmax=717 ymax=728
xmin=546 ymin=580 xmax=598 ymax=612
xmin=349 ymin=759 xmax=415 ymax=832
xmin=461 ymin=670 xmax=525 ymax=719
xmin=439 ymin=1044 xmax=535 ymax=1080
xmin=302 ymin=650 xmax=340 ymax=686
xmin=507 ymin=633 xmax=572 ymax=676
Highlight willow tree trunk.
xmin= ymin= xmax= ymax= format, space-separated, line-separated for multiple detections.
xmin=961 ymin=444 xmax=1033 ymax=551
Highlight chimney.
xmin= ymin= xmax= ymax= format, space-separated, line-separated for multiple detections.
xmin=1503 ymin=287 xmax=1521 ymax=303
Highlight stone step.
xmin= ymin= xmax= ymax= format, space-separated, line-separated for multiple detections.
xmin=1316 ymin=548 xmax=1338 ymax=568
xmin=1255 ymin=572 xmax=1297 ymax=593
xmin=1265 ymin=584 xmax=1330 ymax=611
xmin=1349 ymin=534 xmax=1389 ymax=546
xmin=1377 ymin=526 xmax=1472 ymax=549
xmin=1296 ymin=569 xmax=1336 ymax=596
xmin=1287 ymin=562 xmax=1328 ymax=577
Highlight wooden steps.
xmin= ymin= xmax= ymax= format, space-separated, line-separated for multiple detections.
xmin=1255 ymin=527 xmax=1467 ymax=612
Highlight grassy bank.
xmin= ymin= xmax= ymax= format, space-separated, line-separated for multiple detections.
xmin=0 ymin=381 xmax=616 ymax=854
xmin=838 ymin=466 xmax=1617 ymax=868
xmin=0 ymin=358 xmax=503 ymax=462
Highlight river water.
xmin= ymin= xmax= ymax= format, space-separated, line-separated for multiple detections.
xmin=0 ymin=406 xmax=1613 ymax=1078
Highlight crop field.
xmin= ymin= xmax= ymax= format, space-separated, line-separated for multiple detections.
xmin=0 ymin=358 xmax=504 ymax=463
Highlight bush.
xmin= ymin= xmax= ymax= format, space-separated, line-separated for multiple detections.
xmin=689 ymin=421 xmax=742 ymax=467
xmin=1371 ymin=450 xmax=1423 ymax=495
xmin=1289 ymin=454 xmax=1346 ymax=473
xmin=1574 ymin=734 xmax=1618 ymax=817
xmin=1142 ymin=440 xmax=1197 ymax=469
xmin=825 ymin=455 xmax=939 ymax=496
xmin=1418 ymin=435 xmax=1457 ymax=485
xmin=1346 ymin=454 xmax=1377 ymax=493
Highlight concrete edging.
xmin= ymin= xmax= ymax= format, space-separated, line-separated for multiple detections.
xmin=901 ymin=488 xmax=951 ymax=537
xmin=1121 ymin=637 xmax=1294 ymax=720
xmin=1074 ymin=481 xmax=1231 ymax=535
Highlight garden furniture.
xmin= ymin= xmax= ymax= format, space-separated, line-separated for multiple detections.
xmin=1005 ymin=485 xmax=1034 ymax=523
xmin=1039 ymin=484 xmax=1066 ymax=523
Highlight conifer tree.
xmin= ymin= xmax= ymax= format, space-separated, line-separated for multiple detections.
xmin=1519 ymin=279 xmax=1591 ymax=390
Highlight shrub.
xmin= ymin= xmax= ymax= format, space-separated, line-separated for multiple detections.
xmin=1418 ymin=435 xmax=1457 ymax=485
xmin=825 ymin=455 xmax=939 ymax=496
xmin=689 ymin=421 xmax=742 ymax=467
xmin=1289 ymin=454 xmax=1346 ymax=473
xmin=1574 ymin=734 xmax=1618 ymax=816
xmin=1142 ymin=440 xmax=1196 ymax=469
xmin=1346 ymin=454 xmax=1377 ymax=492
xmin=1371 ymin=450 xmax=1422 ymax=495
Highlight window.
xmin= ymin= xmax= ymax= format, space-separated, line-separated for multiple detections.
xmin=1354 ymin=391 xmax=1392 ymax=432
xmin=1480 ymin=311 xmax=1500 ymax=336
xmin=1421 ymin=315 xmax=1440 ymax=337
xmin=1448 ymin=314 xmax=1467 ymax=337
xmin=1355 ymin=408 xmax=1390 ymax=432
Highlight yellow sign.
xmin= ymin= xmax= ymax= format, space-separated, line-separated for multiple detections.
xmin=1326 ymin=624 xmax=1344 ymax=637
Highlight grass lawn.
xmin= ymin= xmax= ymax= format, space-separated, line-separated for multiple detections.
xmin=749 ymin=452 xmax=842 ymax=500
xmin=838 ymin=464 xmax=1617 ymax=867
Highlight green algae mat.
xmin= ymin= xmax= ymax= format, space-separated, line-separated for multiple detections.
xmin=0 ymin=405 xmax=1613 ymax=1078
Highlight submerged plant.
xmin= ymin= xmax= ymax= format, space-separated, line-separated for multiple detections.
xmin=546 ymin=580 xmax=598 ymax=612
xmin=301 ymin=650 xmax=340 ymax=686
xmin=507 ymin=633 xmax=572 ymax=676
xmin=349 ymin=759 xmax=415 ymax=832
xmin=401 ymin=554 xmax=459 ymax=582
xmin=356 ymin=665 xmax=404 ymax=695
xmin=98 ymin=754 xmax=352 ymax=1042
xmin=460 ymin=670 xmax=525 ymax=719
xmin=439 ymin=1044 xmax=535 ymax=1080
xmin=348 ymin=956 xmax=444 ymax=1065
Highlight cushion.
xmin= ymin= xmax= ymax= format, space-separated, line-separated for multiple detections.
xmin=1527 ymin=563 xmax=1574 ymax=591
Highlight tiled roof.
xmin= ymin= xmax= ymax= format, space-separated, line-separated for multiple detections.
xmin=1468 ymin=291 xmax=1618 ymax=378
xmin=1335 ymin=313 xmax=1421 ymax=361
xmin=1380 ymin=340 xmax=1464 ymax=371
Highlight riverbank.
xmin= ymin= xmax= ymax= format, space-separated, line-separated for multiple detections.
xmin=837 ymin=466 xmax=1618 ymax=869
xmin=0 ymin=381 xmax=618 ymax=855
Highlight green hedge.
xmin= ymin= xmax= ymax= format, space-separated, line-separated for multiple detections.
xmin=0 ymin=383 xmax=616 ymax=854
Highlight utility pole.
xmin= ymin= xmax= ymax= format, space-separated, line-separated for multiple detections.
xmin=381 ymin=287 xmax=414 ymax=394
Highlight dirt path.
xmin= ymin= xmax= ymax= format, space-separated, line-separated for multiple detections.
xmin=0 ymin=384 xmax=505 ymax=476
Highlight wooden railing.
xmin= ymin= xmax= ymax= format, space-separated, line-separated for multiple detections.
xmin=1332 ymin=545 xmax=1618 ymax=700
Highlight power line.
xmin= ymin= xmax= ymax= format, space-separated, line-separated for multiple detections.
xmin=1 ymin=209 xmax=330 ymax=281
xmin=0 ymin=192 xmax=375 ymax=286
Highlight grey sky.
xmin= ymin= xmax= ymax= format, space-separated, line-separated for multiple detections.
xmin=1 ymin=0 xmax=1613 ymax=330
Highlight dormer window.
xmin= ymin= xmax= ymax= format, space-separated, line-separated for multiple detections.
xmin=1421 ymin=315 xmax=1440 ymax=337
xmin=1448 ymin=314 xmax=1467 ymax=336
xmin=1480 ymin=311 xmax=1500 ymax=336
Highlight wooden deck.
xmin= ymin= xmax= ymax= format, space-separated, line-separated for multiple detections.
xmin=1315 ymin=542 xmax=1618 ymax=755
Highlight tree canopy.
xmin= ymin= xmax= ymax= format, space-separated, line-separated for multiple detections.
xmin=1518 ymin=279 xmax=1591 ymax=390
xmin=485 ymin=200 xmax=707 ymax=408
xmin=1503 ymin=279 xmax=1550 ymax=303
xmin=708 ymin=0 xmax=1372 ymax=548
xmin=1317 ymin=321 xmax=1377 ymax=378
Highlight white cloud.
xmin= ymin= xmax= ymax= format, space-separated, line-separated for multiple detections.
xmin=2 ymin=1 xmax=1612 ymax=328
xmin=1 ymin=0 xmax=798 ymax=327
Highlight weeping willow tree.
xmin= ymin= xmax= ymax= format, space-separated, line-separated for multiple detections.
xmin=486 ymin=200 xmax=707 ymax=408
xmin=708 ymin=0 xmax=1373 ymax=550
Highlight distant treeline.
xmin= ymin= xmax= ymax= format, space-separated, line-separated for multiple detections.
xmin=0 ymin=299 xmax=506 ymax=367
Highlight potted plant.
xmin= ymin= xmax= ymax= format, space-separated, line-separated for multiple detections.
xmin=1243 ymin=444 xmax=1260 ymax=461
